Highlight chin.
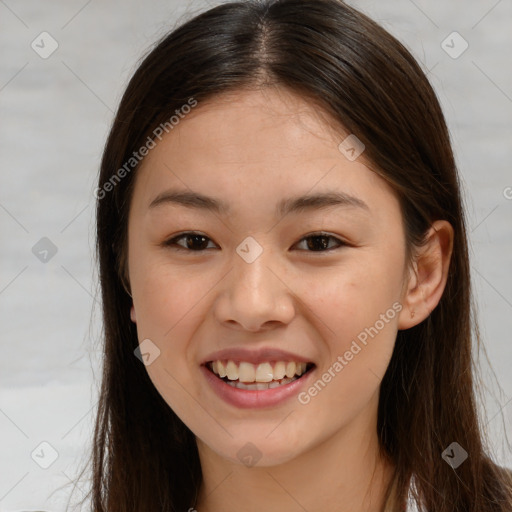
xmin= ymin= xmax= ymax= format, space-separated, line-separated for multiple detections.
xmin=208 ymin=434 xmax=306 ymax=468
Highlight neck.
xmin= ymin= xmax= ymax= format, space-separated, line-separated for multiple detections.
xmin=194 ymin=395 xmax=398 ymax=512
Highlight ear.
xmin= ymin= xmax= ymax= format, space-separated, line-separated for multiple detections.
xmin=130 ymin=305 xmax=137 ymax=323
xmin=397 ymin=220 xmax=454 ymax=330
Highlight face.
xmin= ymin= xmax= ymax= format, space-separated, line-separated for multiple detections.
xmin=126 ymin=86 xmax=411 ymax=467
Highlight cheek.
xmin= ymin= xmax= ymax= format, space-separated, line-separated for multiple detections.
xmin=299 ymin=253 xmax=403 ymax=337
xmin=134 ymin=262 xmax=207 ymax=342
xmin=128 ymin=243 xmax=201 ymax=395
xmin=129 ymin=232 xmax=205 ymax=331
xmin=130 ymin=261 xmax=213 ymax=425
xmin=295 ymin=252 xmax=403 ymax=401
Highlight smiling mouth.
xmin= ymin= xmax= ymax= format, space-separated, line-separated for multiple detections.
xmin=205 ymin=360 xmax=316 ymax=390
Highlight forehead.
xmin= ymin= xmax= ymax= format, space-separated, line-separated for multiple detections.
xmin=130 ymin=86 xmax=398 ymax=220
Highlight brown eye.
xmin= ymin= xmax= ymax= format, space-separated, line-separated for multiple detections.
xmin=164 ymin=232 xmax=217 ymax=252
xmin=294 ymin=233 xmax=347 ymax=252
xmin=163 ymin=231 xmax=347 ymax=254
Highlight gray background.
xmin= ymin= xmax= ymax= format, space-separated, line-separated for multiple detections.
xmin=0 ymin=0 xmax=511 ymax=510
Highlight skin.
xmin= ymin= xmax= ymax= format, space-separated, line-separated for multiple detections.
xmin=126 ymin=86 xmax=454 ymax=512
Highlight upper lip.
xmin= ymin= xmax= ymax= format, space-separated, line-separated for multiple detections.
xmin=201 ymin=347 xmax=314 ymax=366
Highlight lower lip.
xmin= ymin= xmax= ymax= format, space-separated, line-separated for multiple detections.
xmin=200 ymin=363 xmax=316 ymax=409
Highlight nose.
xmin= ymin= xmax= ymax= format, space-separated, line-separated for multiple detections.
xmin=213 ymin=241 xmax=296 ymax=332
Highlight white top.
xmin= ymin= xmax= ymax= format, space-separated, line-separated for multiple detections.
xmin=404 ymin=474 xmax=420 ymax=512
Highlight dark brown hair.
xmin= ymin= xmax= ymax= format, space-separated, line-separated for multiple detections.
xmin=75 ymin=0 xmax=512 ymax=510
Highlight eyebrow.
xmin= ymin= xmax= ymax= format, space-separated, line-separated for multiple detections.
xmin=148 ymin=188 xmax=370 ymax=217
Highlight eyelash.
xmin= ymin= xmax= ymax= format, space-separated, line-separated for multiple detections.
xmin=163 ymin=231 xmax=348 ymax=254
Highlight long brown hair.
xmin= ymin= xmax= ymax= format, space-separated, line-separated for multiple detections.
xmin=75 ymin=0 xmax=512 ymax=510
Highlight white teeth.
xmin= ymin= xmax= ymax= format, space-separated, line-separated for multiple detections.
xmin=273 ymin=361 xmax=286 ymax=380
xmin=255 ymin=362 xmax=273 ymax=382
xmin=238 ymin=361 xmax=256 ymax=382
xmin=217 ymin=360 xmax=227 ymax=378
xmin=225 ymin=377 xmax=296 ymax=390
xmin=209 ymin=360 xmax=311 ymax=383
xmin=296 ymin=362 xmax=307 ymax=376
xmin=226 ymin=360 xmax=238 ymax=380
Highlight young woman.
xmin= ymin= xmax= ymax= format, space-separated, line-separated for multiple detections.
xmin=82 ymin=0 xmax=512 ymax=510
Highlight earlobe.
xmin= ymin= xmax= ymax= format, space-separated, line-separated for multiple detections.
xmin=397 ymin=220 xmax=454 ymax=330
xmin=130 ymin=305 xmax=137 ymax=323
